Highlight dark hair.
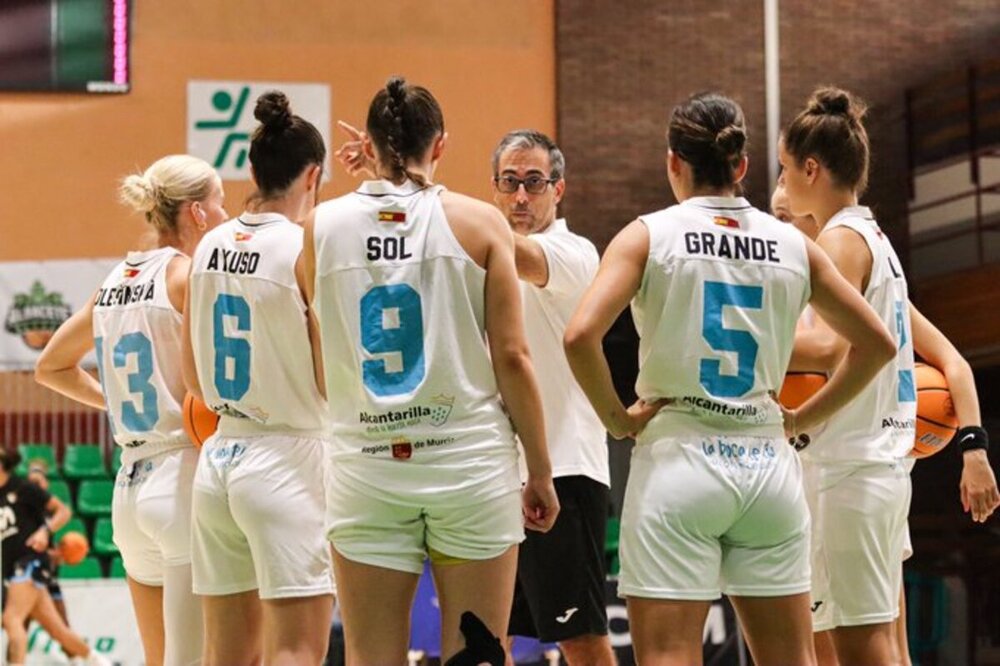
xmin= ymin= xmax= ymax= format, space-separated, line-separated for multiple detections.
xmin=491 ymin=129 xmax=565 ymax=180
xmin=366 ymin=76 xmax=444 ymax=187
xmin=667 ymin=92 xmax=747 ymax=190
xmin=783 ymin=87 xmax=870 ymax=193
xmin=0 ymin=448 xmax=22 ymax=473
xmin=248 ymin=91 xmax=326 ymax=200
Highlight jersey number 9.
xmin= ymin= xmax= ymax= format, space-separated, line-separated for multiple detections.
xmin=360 ymin=284 xmax=426 ymax=396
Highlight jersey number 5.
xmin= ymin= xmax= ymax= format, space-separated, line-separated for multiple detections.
xmin=699 ymin=281 xmax=763 ymax=398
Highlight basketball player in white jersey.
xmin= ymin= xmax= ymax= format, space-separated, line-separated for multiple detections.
xmin=336 ymin=125 xmax=612 ymax=663
xmin=36 ymin=154 xmax=227 ymax=666
xmin=780 ymin=87 xmax=999 ymax=666
xmin=564 ymin=92 xmax=897 ymax=666
xmin=305 ymin=76 xmax=559 ymax=665
xmin=182 ymin=91 xmax=333 ymax=665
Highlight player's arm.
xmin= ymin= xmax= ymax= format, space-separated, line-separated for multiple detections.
xmin=299 ymin=212 xmax=327 ymax=399
xmin=514 ymin=234 xmax=549 ymax=287
xmin=564 ymin=220 xmax=664 ymax=439
xmin=479 ymin=204 xmax=558 ymax=532
xmin=793 ymin=239 xmax=895 ymax=434
xmin=910 ymin=302 xmax=999 ymax=522
xmin=34 ymin=294 xmax=105 ymax=410
xmin=43 ymin=495 xmax=71 ymax=534
xmin=26 ymin=491 xmax=69 ymax=553
xmin=788 ymin=226 xmax=871 ymax=373
xmin=181 ymin=268 xmax=203 ymax=401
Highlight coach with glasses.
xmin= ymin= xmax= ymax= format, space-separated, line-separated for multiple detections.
xmin=491 ymin=130 xmax=614 ymax=666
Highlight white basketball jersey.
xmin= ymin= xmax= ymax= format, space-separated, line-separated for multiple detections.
xmin=92 ymin=247 xmax=188 ymax=464
xmin=632 ymin=196 xmax=811 ymax=441
xmin=805 ymin=207 xmax=916 ymax=463
xmin=312 ymin=179 xmax=518 ymax=503
xmin=189 ymin=213 xmax=326 ymax=436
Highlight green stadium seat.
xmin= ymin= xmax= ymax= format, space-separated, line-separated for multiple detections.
xmin=47 ymin=479 xmax=72 ymax=507
xmin=59 ymin=556 xmax=103 ymax=579
xmin=109 ymin=556 xmax=126 ymax=579
xmin=55 ymin=517 xmax=87 ymax=542
xmin=62 ymin=444 xmax=108 ymax=480
xmin=110 ymin=446 xmax=122 ymax=475
xmin=16 ymin=444 xmax=58 ymax=478
xmin=92 ymin=517 xmax=118 ymax=556
xmin=76 ymin=479 xmax=113 ymax=517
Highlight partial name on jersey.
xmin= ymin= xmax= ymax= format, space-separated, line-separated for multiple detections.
xmin=684 ymin=231 xmax=780 ymax=263
xmin=95 ymin=279 xmax=156 ymax=307
xmin=206 ymin=248 xmax=260 ymax=275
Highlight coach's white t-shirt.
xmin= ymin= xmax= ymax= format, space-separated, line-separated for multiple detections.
xmin=520 ymin=218 xmax=609 ymax=486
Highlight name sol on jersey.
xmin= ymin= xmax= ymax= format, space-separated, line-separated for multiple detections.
xmin=367 ymin=236 xmax=412 ymax=261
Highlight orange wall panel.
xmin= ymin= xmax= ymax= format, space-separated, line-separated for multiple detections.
xmin=0 ymin=1 xmax=555 ymax=260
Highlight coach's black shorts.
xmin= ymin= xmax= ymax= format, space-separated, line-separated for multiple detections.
xmin=508 ymin=475 xmax=610 ymax=643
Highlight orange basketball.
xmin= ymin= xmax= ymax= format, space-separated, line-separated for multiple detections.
xmin=59 ymin=531 xmax=89 ymax=565
xmin=910 ymin=362 xmax=958 ymax=459
xmin=779 ymin=372 xmax=828 ymax=409
xmin=183 ymin=393 xmax=219 ymax=449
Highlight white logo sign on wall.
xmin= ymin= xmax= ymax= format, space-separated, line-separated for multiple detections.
xmin=187 ymin=81 xmax=331 ymax=180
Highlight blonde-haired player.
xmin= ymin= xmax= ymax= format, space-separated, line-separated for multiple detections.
xmin=36 ymin=154 xmax=227 ymax=665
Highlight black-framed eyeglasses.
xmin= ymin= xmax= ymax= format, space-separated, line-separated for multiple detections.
xmin=493 ymin=174 xmax=558 ymax=195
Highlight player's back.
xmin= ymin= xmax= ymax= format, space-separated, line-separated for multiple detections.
xmin=92 ymin=247 xmax=188 ymax=463
xmin=806 ymin=206 xmax=915 ymax=464
xmin=313 ymin=179 xmax=516 ymax=501
xmin=633 ymin=196 xmax=811 ymax=440
xmin=189 ymin=213 xmax=326 ymax=436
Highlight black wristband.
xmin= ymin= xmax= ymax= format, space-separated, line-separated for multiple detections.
xmin=957 ymin=425 xmax=989 ymax=453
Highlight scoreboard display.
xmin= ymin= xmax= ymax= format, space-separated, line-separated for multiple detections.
xmin=0 ymin=0 xmax=129 ymax=93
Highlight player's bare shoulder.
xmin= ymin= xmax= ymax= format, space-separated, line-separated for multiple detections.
xmin=439 ymin=190 xmax=509 ymax=267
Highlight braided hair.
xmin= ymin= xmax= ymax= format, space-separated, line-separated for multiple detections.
xmin=366 ymin=76 xmax=444 ymax=187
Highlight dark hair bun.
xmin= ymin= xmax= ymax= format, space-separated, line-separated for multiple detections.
xmin=715 ymin=124 xmax=746 ymax=156
xmin=809 ymin=87 xmax=867 ymax=123
xmin=254 ymin=91 xmax=293 ymax=131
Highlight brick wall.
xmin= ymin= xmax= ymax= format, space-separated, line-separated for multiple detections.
xmin=557 ymin=0 xmax=1000 ymax=267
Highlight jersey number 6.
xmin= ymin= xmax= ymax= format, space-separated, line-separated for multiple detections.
xmin=213 ymin=294 xmax=251 ymax=401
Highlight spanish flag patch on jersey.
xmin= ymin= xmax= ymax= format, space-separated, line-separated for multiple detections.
xmin=234 ymin=231 xmax=254 ymax=242
xmin=123 ymin=267 xmax=140 ymax=278
xmin=714 ymin=216 xmax=741 ymax=229
xmin=378 ymin=209 xmax=406 ymax=223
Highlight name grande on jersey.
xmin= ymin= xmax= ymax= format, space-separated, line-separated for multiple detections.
xmin=206 ymin=248 xmax=260 ymax=275
xmin=95 ymin=279 xmax=155 ymax=307
xmin=684 ymin=231 xmax=781 ymax=264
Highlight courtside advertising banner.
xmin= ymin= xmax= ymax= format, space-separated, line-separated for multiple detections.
xmin=0 ymin=259 xmax=118 ymax=369
xmin=24 ymin=580 xmax=142 ymax=665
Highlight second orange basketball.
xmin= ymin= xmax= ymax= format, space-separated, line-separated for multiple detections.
xmin=911 ymin=362 xmax=959 ymax=459
xmin=778 ymin=372 xmax=827 ymax=410
xmin=182 ymin=392 xmax=219 ymax=449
